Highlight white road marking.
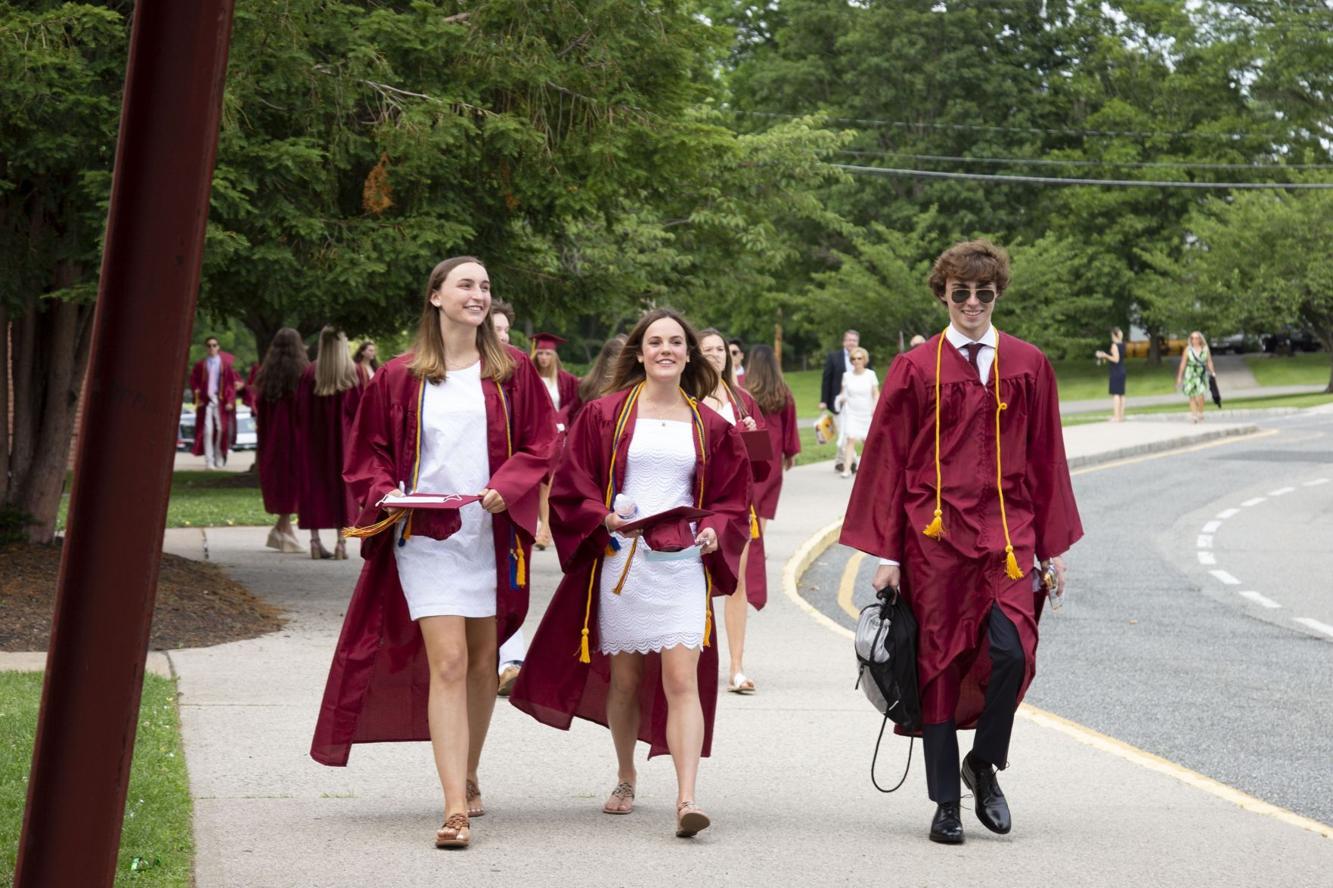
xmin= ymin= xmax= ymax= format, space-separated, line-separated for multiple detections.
xmin=1210 ymin=569 xmax=1240 ymax=585
xmin=1197 ymin=551 xmax=1216 ymax=565
xmin=1239 ymin=591 xmax=1281 ymax=609
xmin=1241 ymin=497 xmax=1266 ymax=507
xmin=1268 ymin=486 xmax=1295 ymax=497
xmin=1303 ymin=478 xmax=1330 ymax=488
xmin=1201 ymin=521 xmax=1222 ymax=534
xmin=1215 ymin=509 xmax=1240 ymax=519
xmin=1293 ymin=617 xmax=1333 ymax=639
xmin=1196 ymin=535 xmax=1213 ymax=549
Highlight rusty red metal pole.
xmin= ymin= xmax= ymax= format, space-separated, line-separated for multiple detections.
xmin=15 ymin=2 xmax=235 ymax=885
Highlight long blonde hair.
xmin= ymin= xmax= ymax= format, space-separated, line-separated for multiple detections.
xmin=313 ymin=326 xmax=360 ymax=396
xmin=408 ymin=256 xmax=513 ymax=383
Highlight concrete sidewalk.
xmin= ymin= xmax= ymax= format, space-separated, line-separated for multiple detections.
xmin=119 ymin=418 xmax=1333 ymax=884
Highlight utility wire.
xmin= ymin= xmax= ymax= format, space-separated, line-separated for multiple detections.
xmin=837 ymin=150 xmax=1333 ymax=171
xmin=832 ymin=163 xmax=1333 ymax=189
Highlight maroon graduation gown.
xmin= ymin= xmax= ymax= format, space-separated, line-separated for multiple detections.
xmin=840 ymin=331 xmax=1082 ymax=729
xmin=295 ymin=365 xmax=364 ymax=530
xmin=752 ymin=394 xmax=800 ymax=520
xmin=721 ymin=383 xmax=770 ymax=610
xmin=555 ymin=368 xmax=582 ymax=426
xmin=310 ymin=348 xmax=557 ymax=766
xmin=189 ymin=356 xmax=240 ymax=459
xmin=255 ymin=388 xmax=300 ymax=515
xmin=509 ymin=388 xmax=752 ymax=758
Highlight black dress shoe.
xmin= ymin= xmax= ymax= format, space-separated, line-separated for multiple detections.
xmin=929 ymin=803 xmax=964 ymax=844
xmin=834 ymin=460 xmax=845 ymax=473
xmin=961 ymin=751 xmax=1012 ymax=834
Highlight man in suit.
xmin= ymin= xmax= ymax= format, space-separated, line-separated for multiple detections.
xmin=819 ymin=329 xmax=860 ymax=472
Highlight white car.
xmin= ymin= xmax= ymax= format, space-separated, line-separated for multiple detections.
xmin=177 ymin=405 xmax=256 ymax=451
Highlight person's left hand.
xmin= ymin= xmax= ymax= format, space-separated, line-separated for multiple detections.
xmin=695 ymin=527 xmax=718 ymax=554
xmin=741 ymin=416 xmax=758 ymax=431
xmin=1040 ymin=556 xmax=1067 ymax=596
xmin=480 ymin=488 xmax=507 ymax=513
xmin=783 ymin=455 xmax=795 ymax=471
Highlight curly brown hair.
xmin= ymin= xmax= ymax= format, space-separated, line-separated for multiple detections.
xmin=927 ymin=239 xmax=1011 ymax=300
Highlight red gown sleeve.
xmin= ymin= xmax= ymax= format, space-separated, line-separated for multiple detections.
xmin=782 ymin=394 xmax=800 ymax=458
xmin=549 ymin=400 xmax=616 ymax=571
xmin=839 ymin=355 xmax=920 ymax=562
xmin=341 ymin=368 xmax=399 ymax=529
xmin=1026 ymin=355 xmax=1084 ymax=560
xmin=700 ymin=418 xmax=754 ymax=597
xmin=487 ymin=355 xmax=558 ymax=538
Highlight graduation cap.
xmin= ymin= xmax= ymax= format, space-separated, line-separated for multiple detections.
xmin=616 ymin=505 xmax=712 ymax=552
xmin=530 ymin=332 xmax=567 ymax=352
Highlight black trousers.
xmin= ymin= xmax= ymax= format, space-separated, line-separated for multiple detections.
xmin=922 ymin=606 xmax=1025 ymax=803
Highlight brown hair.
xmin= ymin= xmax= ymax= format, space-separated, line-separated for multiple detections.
xmin=578 ymin=334 xmax=626 ymax=403
xmin=353 ymin=339 xmax=380 ymax=370
xmin=407 ymin=256 xmax=513 ymax=383
xmin=698 ymin=327 xmax=735 ymax=388
xmin=606 ymin=309 xmax=718 ymax=401
xmin=490 ymin=298 xmax=515 ymax=326
xmin=743 ymin=344 xmax=792 ymax=415
xmin=313 ymin=326 xmax=361 ymax=396
xmin=256 ymin=327 xmax=308 ymax=401
xmin=928 ymin=238 xmax=1011 ymax=299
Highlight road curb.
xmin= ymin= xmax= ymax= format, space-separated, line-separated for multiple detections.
xmin=1065 ymin=423 xmax=1259 ymax=469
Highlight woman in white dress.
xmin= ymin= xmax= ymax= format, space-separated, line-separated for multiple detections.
xmin=510 ymin=309 xmax=752 ymax=838
xmin=836 ymin=346 xmax=878 ymax=479
xmin=315 ymin=256 xmax=556 ymax=850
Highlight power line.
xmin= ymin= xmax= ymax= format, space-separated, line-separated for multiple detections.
xmin=837 ymin=150 xmax=1333 ymax=171
xmin=832 ymin=163 xmax=1333 ymax=189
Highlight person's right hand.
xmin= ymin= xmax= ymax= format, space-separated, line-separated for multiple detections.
xmin=817 ymin=401 xmax=827 ymax=411
xmin=872 ymin=563 xmax=900 ymax=592
xmin=603 ymin=512 xmax=641 ymax=538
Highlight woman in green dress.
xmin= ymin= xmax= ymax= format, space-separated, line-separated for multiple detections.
xmin=1175 ymin=331 xmax=1216 ymax=423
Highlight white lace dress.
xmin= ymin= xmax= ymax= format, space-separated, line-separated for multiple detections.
xmin=393 ymin=361 xmax=497 ymax=620
xmin=598 ymin=419 xmax=706 ymax=654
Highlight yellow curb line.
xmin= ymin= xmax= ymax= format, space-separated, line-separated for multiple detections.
xmin=781 ymin=427 xmax=1331 ymax=841
xmin=836 ymin=551 xmax=866 ymax=621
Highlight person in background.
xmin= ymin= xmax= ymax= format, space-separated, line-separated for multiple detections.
xmin=1176 ymin=330 xmax=1214 ymax=424
xmin=296 ymin=326 xmax=364 ymax=560
xmin=490 ymin=297 xmax=526 ymax=696
xmin=1095 ymin=328 xmax=1126 ymax=422
xmin=835 ymin=346 xmax=877 ymax=479
xmin=353 ymin=340 xmax=381 ymax=380
xmin=571 ymin=334 xmax=626 ymax=427
xmin=728 ymin=339 xmax=746 ymax=386
xmin=490 ymin=299 xmax=514 ymax=345
xmin=189 ymin=336 xmax=239 ymax=469
xmin=819 ymin=329 xmax=860 ymax=473
xmin=909 ymin=334 xmax=927 ymax=349
xmin=255 ymin=328 xmax=307 ymax=553
xmin=531 ymin=332 xmax=582 ymax=550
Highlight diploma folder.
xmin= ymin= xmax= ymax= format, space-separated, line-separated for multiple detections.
xmin=377 ymin=492 xmax=481 ymax=510
xmin=615 ymin=505 xmax=712 ymax=552
xmin=740 ymin=428 xmax=773 ymax=462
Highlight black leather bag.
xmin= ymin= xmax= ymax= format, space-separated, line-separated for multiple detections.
xmin=854 ymin=586 xmax=921 ymax=792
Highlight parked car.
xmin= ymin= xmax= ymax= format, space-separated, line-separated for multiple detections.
xmin=176 ymin=405 xmax=254 ymax=450
xmin=1262 ymin=327 xmax=1322 ymax=354
xmin=1208 ymin=332 xmax=1261 ymax=354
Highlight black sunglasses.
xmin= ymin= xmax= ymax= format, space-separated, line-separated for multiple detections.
xmin=948 ymin=285 xmax=997 ymax=304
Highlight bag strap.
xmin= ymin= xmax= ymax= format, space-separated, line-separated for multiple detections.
xmin=870 ymin=712 xmax=913 ymax=793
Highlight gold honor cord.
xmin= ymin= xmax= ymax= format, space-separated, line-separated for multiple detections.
xmin=922 ymin=330 xmax=1025 ymax=581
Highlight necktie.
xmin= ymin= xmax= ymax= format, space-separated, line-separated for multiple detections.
xmin=961 ymin=342 xmax=984 ymax=376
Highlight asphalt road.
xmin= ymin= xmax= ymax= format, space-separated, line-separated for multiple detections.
xmin=801 ymin=407 xmax=1333 ymax=826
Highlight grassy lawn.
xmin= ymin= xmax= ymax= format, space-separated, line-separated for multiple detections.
xmin=0 ymin=672 xmax=193 ymax=886
xmin=59 ymin=470 xmax=269 ymax=532
xmin=1244 ymin=352 xmax=1332 ymax=387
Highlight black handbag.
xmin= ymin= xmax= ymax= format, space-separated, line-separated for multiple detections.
xmin=854 ymin=585 xmax=921 ymax=792
xmin=1208 ymin=372 xmax=1223 ymax=408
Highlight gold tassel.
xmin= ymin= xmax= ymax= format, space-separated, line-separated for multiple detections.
xmin=341 ymin=511 xmax=403 ymax=539
xmin=515 ymin=545 xmax=526 ymax=585
xmin=703 ymin=600 xmax=712 ymax=648
xmin=578 ymin=628 xmax=591 ymax=664
xmin=922 ymin=509 xmax=944 ymax=539
xmin=749 ymin=506 xmax=760 ymax=540
xmin=612 ymin=538 xmax=638 ymax=594
xmin=1004 ymin=546 xmax=1024 ymax=580
xmin=401 ymin=509 xmax=415 ymax=542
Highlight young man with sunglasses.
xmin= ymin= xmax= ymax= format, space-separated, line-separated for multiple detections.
xmin=841 ymin=239 xmax=1083 ymax=845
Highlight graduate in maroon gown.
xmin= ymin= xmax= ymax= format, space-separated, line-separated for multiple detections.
xmin=310 ymin=257 xmax=556 ymax=850
xmin=188 ymin=336 xmax=240 ymax=468
xmin=569 ymin=334 xmax=625 ymax=428
xmin=295 ymin=326 xmax=364 ymax=560
xmin=254 ymin=328 xmax=307 ymax=554
xmin=742 ymin=343 xmax=801 ymax=619
xmin=531 ymin=332 xmax=582 ymax=550
xmin=840 ymin=239 xmax=1082 ymax=845
xmin=510 ymin=308 xmax=751 ymax=839
xmin=698 ymin=328 xmax=769 ymax=695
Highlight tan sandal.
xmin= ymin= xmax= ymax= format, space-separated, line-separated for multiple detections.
xmin=435 ymin=813 xmax=470 ymax=849
xmin=602 ymin=781 xmax=636 ymax=815
xmin=727 ymin=672 xmax=756 ymax=694
xmin=675 ymin=800 xmax=710 ymax=838
xmin=466 ymin=779 xmax=485 ymax=817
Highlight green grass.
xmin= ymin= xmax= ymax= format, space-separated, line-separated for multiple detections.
xmin=59 ymin=470 xmax=269 ymax=532
xmin=1 ymin=672 xmax=193 ymax=886
xmin=1244 ymin=352 xmax=1332 ymax=387
xmin=794 ymin=423 xmax=839 ymax=467
xmin=785 ymin=369 xmax=823 ymax=418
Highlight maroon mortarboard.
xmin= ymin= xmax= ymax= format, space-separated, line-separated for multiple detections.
xmin=379 ymin=492 xmax=482 ymax=544
xmin=530 ymin=332 xmax=567 ymax=351
xmin=617 ymin=505 xmax=712 ymax=552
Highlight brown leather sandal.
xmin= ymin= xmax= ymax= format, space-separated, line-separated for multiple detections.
xmin=435 ymin=813 xmax=470 ymax=849
xmin=675 ymin=800 xmax=710 ymax=838
xmin=602 ymin=781 xmax=636 ymax=815
xmin=466 ymin=779 xmax=485 ymax=817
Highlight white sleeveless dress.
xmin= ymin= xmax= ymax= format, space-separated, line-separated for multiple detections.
xmin=598 ymin=419 xmax=706 ymax=654
xmin=393 ymin=361 xmax=497 ymax=620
